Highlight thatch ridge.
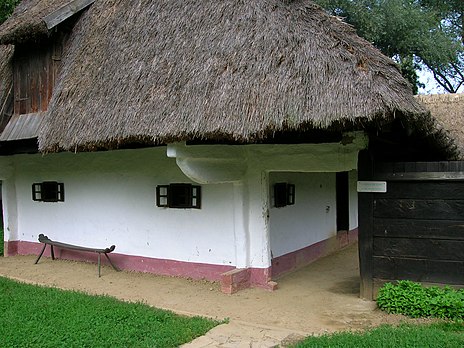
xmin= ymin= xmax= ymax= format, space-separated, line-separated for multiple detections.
xmin=0 ymin=45 xmax=14 ymax=126
xmin=0 ymin=0 xmax=69 ymax=44
xmin=40 ymin=0 xmax=427 ymax=152
xmin=0 ymin=45 xmax=13 ymax=102
xmin=417 ymin=93 xmax=464 ymax=159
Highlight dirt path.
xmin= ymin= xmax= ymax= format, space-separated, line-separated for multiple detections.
xmin=0 ymin=244 xmax=407 ymax=336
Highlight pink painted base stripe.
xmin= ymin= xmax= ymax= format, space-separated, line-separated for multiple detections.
xmin=5 ymin=229 xmax=358 ymax=292
xmin=108 ymin=253 xmax=235 ymax=281
xmin=271 ymin=228 xmax=358 ymax=279
xmin=6 ymin=240 xmax=236 ymax=281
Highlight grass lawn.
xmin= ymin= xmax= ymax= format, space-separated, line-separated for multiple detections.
xmin=292 ymin=322 xmax=464 ymax=348
xmin=0 ymin=276 xmax=220 ymax=347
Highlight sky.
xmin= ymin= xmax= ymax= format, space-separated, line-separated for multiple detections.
xmin=418 ymin=67 xmax=464 ymax=95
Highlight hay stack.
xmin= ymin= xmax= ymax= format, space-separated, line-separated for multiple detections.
xmin=417 ymin=94 xmax=464 ymax=159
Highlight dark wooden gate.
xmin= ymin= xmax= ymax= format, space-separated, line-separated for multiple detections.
xmin=358 ymin=151 xmax=464 ymax=299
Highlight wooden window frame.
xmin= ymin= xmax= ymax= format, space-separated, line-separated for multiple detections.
xmin=274 ymin=183 xmax=295 ymax=208
xmin=156 ymin=183 xmax=201 ymax=209
xmin=32 ymin=181 xmax=65 ymax=202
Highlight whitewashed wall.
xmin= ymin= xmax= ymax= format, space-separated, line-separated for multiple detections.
xmin=268 ymin=172 xmax=337 ymax=258
xmin=349 ymin=170 xmax=359 ymax=230
xmin=2 ymin=134 xmax=366 ymax=270
xmin=9 ymin=148 xmax=236 ymax=266
xmin=166 ymin=133 xmax=366 ymax=268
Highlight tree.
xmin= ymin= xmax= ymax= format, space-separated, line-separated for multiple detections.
xmin=0 ymin=0 xmax=20 ymax=25
xmin=420 ymin=0 xmax=463 ymax=43
xmin=314 ymin=0 xmax=464 ymax=93
xmin=418 ymin=0 xmax=463 ymax=92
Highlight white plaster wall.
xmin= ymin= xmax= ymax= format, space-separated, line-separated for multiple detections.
xmin=11 ymin=148 xmax=236 ymax=266
xmin=349 ymin=170 xmax=359 ymax=230
xmin=6 ymin=139 xmax=365 ymax=269
xmin=165 ymin=136 xmax=366 ymax=269
xmin=0 ymin=158 xmax=17 ymax=245
xmin=268 ymin=172 xmax=337 ymax=259
xmin=2 ymin=179 xmax=18 ymax=244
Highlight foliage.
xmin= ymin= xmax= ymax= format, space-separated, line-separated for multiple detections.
xmin=420 ymin=0 xmax=463 ymax=43
xmin=0 ymin=0 xmax=20 ymax=25
xmin=291 ymin=322 xmax=464 ymax=348
xmin=377 ymin=280 xmax=464 ymax=320
xmin=0 ymin=276 xmax=219 ymax=347
xmin=313 ymin=0 xmax=464 ymax=93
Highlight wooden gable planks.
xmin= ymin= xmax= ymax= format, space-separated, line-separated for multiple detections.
xmin=0 ymin=113 xmax=44 ymax=141
xmin=43 ymin=0 xmax=95 ymax=30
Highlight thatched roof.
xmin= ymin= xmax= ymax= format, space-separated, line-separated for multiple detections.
xmin=0 ymin=45 xmax=14 ymax=128
xmin=0 ymin=0 xmax=94 ymax=44
xmin=0 ymin=0 xmax=66 ymax=44
xmin=0 ymin=45 xmax=13 ymax=103
xmin=30 ymin=0 xmax=428 ymax=152
xmin=417 ymin=93 xmax=464 ymax=159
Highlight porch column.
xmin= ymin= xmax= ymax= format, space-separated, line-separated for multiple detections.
xmin=246 ymin=168 xmax=272 ymax=272
xmin=0 ymin=161 xmax=18 ymax=256
xmin=233 ymin=182 xmax=249 ymax=268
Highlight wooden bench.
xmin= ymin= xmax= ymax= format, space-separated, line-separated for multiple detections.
xmin=35 ymin=234 xmax=120 ymax=277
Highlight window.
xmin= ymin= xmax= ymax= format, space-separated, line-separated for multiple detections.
xmin=274 ymin=183 xmax=295 ymax=208
xmin=32 ymin=181 xmax=65 ymax=202
xmin=156 ymin=184 xmax=201 ymax=209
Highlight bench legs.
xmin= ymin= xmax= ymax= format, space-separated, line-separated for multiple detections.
xmin=104 ymin=253 xmax=120 ymax=272
xmin=34 ymin=244 xmax=47 ymax=264
xmin=35 ymin=245 xmax=55 ymax=265
xmin=35 ymin=246 xmax=120 ymax=277
xmin=98 ymin=253 xmax=120 ymax=277
xmin=98 ymin=254 xmax=101 ymax=277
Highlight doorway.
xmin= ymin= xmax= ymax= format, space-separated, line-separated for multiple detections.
xmin=336 ymin=171 xmax=349 ymax=231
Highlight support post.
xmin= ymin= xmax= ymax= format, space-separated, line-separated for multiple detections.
xmin=358 ymin=150 xmax=374 ymax=300
xmin=233 ymin=182 xmax=249 ymax=268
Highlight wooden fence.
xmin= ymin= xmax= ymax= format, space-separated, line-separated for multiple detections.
xmin=358 ymin=151 xmax=464 ymax=299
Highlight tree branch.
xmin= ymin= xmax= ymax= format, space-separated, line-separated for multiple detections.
xmin=425 ymin=62 xmax=458 ymax=93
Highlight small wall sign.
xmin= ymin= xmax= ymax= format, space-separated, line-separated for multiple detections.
xmin=357 ymin=181 xmax=387 ymax=193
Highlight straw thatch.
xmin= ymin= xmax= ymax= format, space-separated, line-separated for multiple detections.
xmin=417 ymin=93 xmax=464 ymax=159
xmin=0 ymin=45 xmax=13 ymax=103
xmin=0 ymin=45 xmax=14 ymax=127
xmin=0 ymin=0 xmax=68 ymax=44
xmin=31 ymin=0 xmax=429 ymax=152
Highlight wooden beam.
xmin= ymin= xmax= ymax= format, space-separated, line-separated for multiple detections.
xmin=373 ymin=218 xmax=464 ymax=240
xmin=358 ymin=150 xmax=374 ymax=300
xmin=379 ymin=181 xmax=464 ymax=199
xmin=375 ymin=198 xmax=464 ymax=220
xmin=373 ymin=257 xmax=464 ymax=285
xmin=43 ymin=0 xmax=95 ymax=30
xmin=374 ymin=171 xmax=464 ymax=181
xmin=373 ymin=237 xmax=464 ymax=262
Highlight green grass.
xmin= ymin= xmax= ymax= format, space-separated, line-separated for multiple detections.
xmin=0 ymin=276 xmax=219 ymax=347
xmin=291 ymin=322 xmax=464 ymax=348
